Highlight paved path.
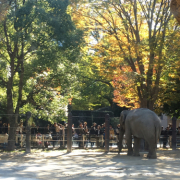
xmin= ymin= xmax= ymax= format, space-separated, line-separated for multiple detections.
xmin=0 ymin=150 xmax=180 ymax=179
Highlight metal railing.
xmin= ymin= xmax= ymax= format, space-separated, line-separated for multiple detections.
xmin=0 ymin=132 xmax=119 ymax=149
xmin=0 ymin=112 xmax=179 ymax=153
xmin=1 ymin=129 xmax=180 ymax=150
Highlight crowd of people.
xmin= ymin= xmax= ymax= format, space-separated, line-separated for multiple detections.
xmin=2 ymin=120 xmax=180 ymax=149
xmin=161 ymin=123 xmax=180 ymax=148
xmin=71 ymin=122 xmax=120 ymax=148
xmin=73 ymin=122 xmax=121 ymax=146
xmin=47 ymin=121 xmax=122 ymax=148
xmin=14 ymin=121 xmax=121 ymax=148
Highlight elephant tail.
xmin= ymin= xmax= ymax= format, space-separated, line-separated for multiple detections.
xmin=155 ymin=126 xmax=157 ymax=146
xmin=155 ymin=123 xmax=161 ymax=146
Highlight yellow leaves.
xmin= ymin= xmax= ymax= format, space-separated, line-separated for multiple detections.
xmin=137 ymin=82 xmax=141 ymax=87
xmin=70 ymin=0 xmax=180 ymax=109
xmin=169 ymin=73 xmax=175 ymax=78
xmin=54 ymin=86 xmax=61 ymax=91
xmin=113 ymin=85 xmax=140 ymax=109
xmin=168 ymin=73 xmax=180 ymax=79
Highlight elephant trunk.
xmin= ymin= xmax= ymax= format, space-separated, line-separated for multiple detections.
xmin=118 ymin=128 xmax=125 ymax=153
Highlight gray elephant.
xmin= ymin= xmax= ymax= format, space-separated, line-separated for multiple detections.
xmin=118 ymin=108 xmax=161 ymax=159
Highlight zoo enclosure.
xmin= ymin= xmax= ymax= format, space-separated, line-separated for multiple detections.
xmin=0 ymin=112 xmax=120 ymax=151
xmin=0 ymin=112 xmax=179 ymax=152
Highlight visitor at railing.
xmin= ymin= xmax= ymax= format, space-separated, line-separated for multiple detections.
xmin=177 ymin=127 xmax=180 ymax=135
xmin=76 ymin=123 xmax=84 ymax=148
xmin=83 ymin=122 xmax=89 ymax=148
xmin=2 ymin=123 xmax=8 ymax=134
xmin=89 ymin=125 xmax=96 ymax=148
xmin=51 ymin=123 xmax=57 ymax=148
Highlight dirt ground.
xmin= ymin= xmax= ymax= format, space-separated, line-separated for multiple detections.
xmin=0 ymin=149 xmax=180 ymax=180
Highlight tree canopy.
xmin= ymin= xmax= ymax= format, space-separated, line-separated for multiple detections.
xmin=1 ymin=0 xmax=180 ymax=151
xmin=70 ymin=0 xmax=180 ymax=111
xmin=0 ymin=0 xmax=83 ymax=150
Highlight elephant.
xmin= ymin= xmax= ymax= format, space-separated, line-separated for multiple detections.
xmin=118 ymin=108 xmax=161 ymax=159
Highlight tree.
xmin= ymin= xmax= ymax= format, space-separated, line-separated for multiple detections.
xmin=71 ymin=0 xmax=178 ymax=110
xmin=69 ymin=1 xmax=117 ymax=110
xmin=155 ymin=26 xmax=180 ymax=116
xmin=71 ymin=66 xmax=114 ymax=110
xmin=0 ymin=0 xmax=83 ymax=150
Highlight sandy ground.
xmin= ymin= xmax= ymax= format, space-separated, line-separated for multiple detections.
xmin=0 ymin=149 xmax=180 ymax=180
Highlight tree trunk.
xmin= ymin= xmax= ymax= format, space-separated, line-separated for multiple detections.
xmin=7 ymin=116 xmax=17 ymax=151
xmin=6 ymin=78 xmax=17 ymax=151
xmin=140 ymin=98 xmax=154 ymax=111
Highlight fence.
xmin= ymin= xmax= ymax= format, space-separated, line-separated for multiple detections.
xmin=0 ymin=112 xmax=179 ymax=152
xmin=0 ymin=129 xmax=122 ymax=150
xmin=0 ymin=131 xmax=179 ymax=150
xmin=0 ymin=113 xmax=118 ymax=151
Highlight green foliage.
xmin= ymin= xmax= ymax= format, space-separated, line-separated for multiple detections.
xmin=71 ymin=55 xmax=114 ymax=110
xmin=155 ymin=26 xmax=180 ymax=117
xmin=0 ymin=0 xmax=83 ymax=123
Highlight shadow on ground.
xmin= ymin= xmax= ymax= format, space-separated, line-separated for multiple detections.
xmin=0 ymin=149 xmax=180 ymax=179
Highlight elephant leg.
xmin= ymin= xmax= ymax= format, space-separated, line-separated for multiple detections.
xmin=118 ymin=129 xmax=125 ymax=154
xmin=126 ymin=133 xmax=133 ymax=156
xmin=133 ymin=137 xmax=140 ymax=156
xmin=146 ymin=140 xmax=157 ymax=159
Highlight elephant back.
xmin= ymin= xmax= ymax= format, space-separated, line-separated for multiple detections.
xmin=125 ymin=108 xmax=161 ymax=141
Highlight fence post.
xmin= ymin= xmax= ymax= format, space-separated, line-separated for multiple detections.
xmin=25 ymin=111 xmax=31 ymax=153
xmin=63 ymin=128 xmax=65 ymax=147
xmin=83 ymin=135 xmax=85 ymax=147
xmin=20 ymin=134 xmax=23 ymax=148
xmin=67 ymin=112 xmax=72 ymax=153
xmin=105 ymin=114 xmax=109 ymax=153
xmin=172 ymin=116 xmax=177 ymax=150
xmin=42 ymin=134 xmax=44 ymax=149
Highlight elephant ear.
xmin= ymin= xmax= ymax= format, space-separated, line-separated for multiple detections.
xmin=121 ymin=110 xmax=129 ymax=124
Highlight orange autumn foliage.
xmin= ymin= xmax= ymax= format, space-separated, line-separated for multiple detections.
xmin=70 ymin=0 xmax=178 ymax=110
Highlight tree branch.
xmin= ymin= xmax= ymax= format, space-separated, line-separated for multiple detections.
xmin=3 ymin=19 xmax=12 ymax=56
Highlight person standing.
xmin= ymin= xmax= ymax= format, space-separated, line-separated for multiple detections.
xmin=43 ymin=124 xmax=51 ymax=148
xmin=2 ymin=123 xmax=8 ymax=134
xmin=163 ymin=126 xmax=169 ymax=148
xmin=109 ymin=125 xmax=115 ymax=147
xmin=96 ymin=125 xmax=102 ymax=147
xmin=115 ymin=124 xmax=120 ymax=136
xmin=100 ymin=123 xmax=105 ymax=135
xmin=76 ymin=123 xmax=84 ymax=148
xmin=89 ymin=125 xmax=96 ymax=148
xmin=109 ymin=125 xmax=115 ymax=140
xmin=83 ymin=122 xmax=89 ymax=148
xmin=83 ymin=122 xmax=89 ymax=134
xmin=177 ymin=127 xmax=180 ymax=135
xmin=72 ymin=124 xmax=75 ymax=136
